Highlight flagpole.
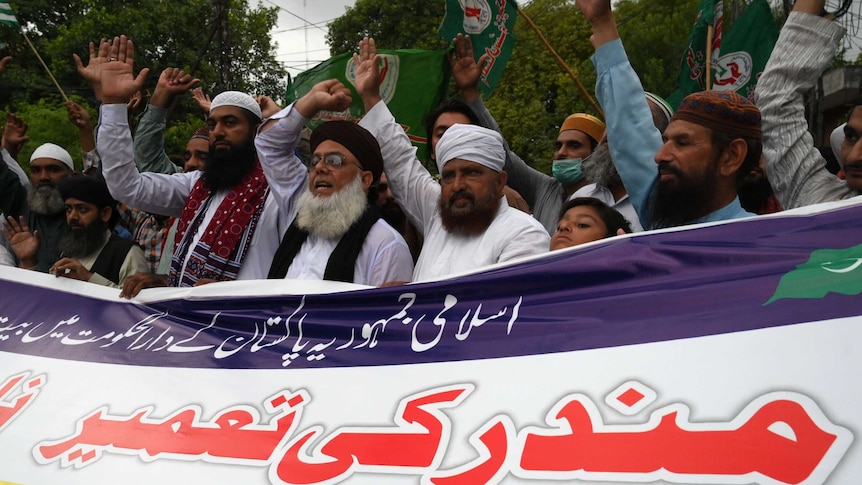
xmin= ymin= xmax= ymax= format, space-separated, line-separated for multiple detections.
xmin=20 ymin=30 xmax=69 ymax=102
xmin=516 ymin=6 xmax=604 ymax=118
xmin=705 ymin=25 xmax=714 ymax=91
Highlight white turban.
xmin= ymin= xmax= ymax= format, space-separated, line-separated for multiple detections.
xmin=435 ymin=123 xmax=505 ymax=174
xmin=30 ymin=143 xmax=74 ymax=171
xmin=210 ymin=91 xmax=262 ymax=120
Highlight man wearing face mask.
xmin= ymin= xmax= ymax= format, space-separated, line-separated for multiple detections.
xmin=448 ymin=34 xmax=605 ymax=235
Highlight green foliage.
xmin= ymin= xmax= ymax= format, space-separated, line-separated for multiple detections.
xmin=12 ymin=96 xmax=96 ymax=173
xmin=485 ymin=0 xmax=596 ymax=173
xmin=165 ymin=112 xmax=209 ymax=160
xmin=0 ymin=0 xmax=286 ymax=162
xmin=327 ymin=0 xmax=449 ymax=54
xmin=614 ymin=0 xmax=701 ymax=98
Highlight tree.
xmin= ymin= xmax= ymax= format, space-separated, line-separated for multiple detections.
xmin=0 ymin=0 xmax=285 ymax=162
xmin=485 ymin=0 xmax=597 ymax=173
xmin=327 ymin=0 xmax=448 ymax=54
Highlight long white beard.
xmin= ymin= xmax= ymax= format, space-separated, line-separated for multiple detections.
xmin=27 ymin=184 xmax=65 ymax=215
xmin=295 ymin=175 xmax=368 ymax=239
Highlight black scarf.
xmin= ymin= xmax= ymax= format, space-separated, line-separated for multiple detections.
xmin=268 ymin=206 xmax=380 ymax=283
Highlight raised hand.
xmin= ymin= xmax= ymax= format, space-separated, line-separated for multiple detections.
xmin=99 ymin=35 xmax=151 ymax=105
xmin=256 ymin=95 xmax=283 ymax=119
xmin=192 ymin=88 xmax=211 ymax=114
xmin=353 ymin=37 xmax=382 ymax=110
xmin=73 ymin=39 xmax=110 ymax=100
xmin=294 ymin=80 xmax=352 ymax=119
xmin=575 ymin=0 xmax=613 ymax=24
xmin=0 ymin=56 xmax=12 ymax=77
xmin=1 ymin=216 xmax=40 ymax=269
xmin=65 ymin=101 xmax=92 ymax=131
xmin=150 ymin=67 xmax=200 ymax=108
xmin=450 ymin=34 xmax=488 ymax=102
xmin=2 ymin=112 xmax=29 ymax=160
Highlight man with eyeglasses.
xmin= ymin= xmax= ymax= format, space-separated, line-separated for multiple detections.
xmin=257 ymin=79 xmax=413 ymax=286
xmin=354 ymin=38 xmax=549 ymax=282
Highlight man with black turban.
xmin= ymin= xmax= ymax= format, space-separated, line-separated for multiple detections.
xmin=47 ymin=176 xmax=147 ymax=287
xmin=257 ymin=79 xmax=413 ymax=286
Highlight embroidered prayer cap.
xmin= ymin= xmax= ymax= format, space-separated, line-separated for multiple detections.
xmin=210 ymin=91 xmax=262 ymax=121
xmin=435 ymin=123 xmax=505 ymax=174
xmin=672 ymin=90 xmax=762 ymax=140
xmin=645 ymin=92 xmax=674 ymax=125
xmin=191 ymin=126 xmax=210 ymax=141
xmin=58 ymin=175 xmax=116 ymax=209
xmin=30 ymin=143 xmax=74 ymax=172
xmin=311 ymin=120 xmax=384 ymax=184
xmin=560 ymin=113 xmax=605 ymax=144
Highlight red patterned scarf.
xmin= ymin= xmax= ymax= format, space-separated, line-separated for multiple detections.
xmin=169 ymin=161 xmax=269 ymax=286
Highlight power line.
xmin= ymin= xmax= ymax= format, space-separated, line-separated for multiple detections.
xmin=262 ymin=0 xmax=327 ymax=34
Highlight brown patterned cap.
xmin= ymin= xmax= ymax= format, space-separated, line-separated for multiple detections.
xmin=672 ymin=90 xmax=761 ymax=140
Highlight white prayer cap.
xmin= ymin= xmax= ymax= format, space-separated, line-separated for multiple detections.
xmin=30 ymin=143 xmax=74 ymax=171
xmin=210 ymin=91 xmax=262 ymax=120
xmin=831 ymin=123 xmax=846 ymax=167
xmin=435 ymin=123 xmax=505 ymax=173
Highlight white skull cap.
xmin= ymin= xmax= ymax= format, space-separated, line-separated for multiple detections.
xmin=30 ymin=143 xmax=74 ymax=171
xmin=210 ymin=91 xmax=262 ymax=120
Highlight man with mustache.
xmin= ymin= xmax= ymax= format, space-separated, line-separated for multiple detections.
xmin=2 ymin=143 xmax=76 ymax=272
xmin=577 ymin=0 xmax=760 ymax=229
xmin=448 ymin=34 xmax=605 ymax=235
xmin=44 ymin=176 xmax=147 ymax=287
xmin=257 ymin=80 xmax=413 ymax=285
xmin=355 ymin=38 xmax=549 ymax=282
xmin=90 ymin=36 xmax=290 ymax=294
xmin=756 ymin=0 xmax=860 ymax=209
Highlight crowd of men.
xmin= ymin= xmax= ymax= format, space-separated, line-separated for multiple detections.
xmin=0 ymin=0 xmax=855 ymax=297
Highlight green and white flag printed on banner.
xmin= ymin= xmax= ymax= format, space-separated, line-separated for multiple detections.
xmin=0 ymin=2 xmax=19 ymax=27
xmin=285 ymin=49 xmax=449 ymax=163
xmin=438 ymin=0 xmax=518 ymax=97
xmin=711 ymin=0 xmax=778 ymax=102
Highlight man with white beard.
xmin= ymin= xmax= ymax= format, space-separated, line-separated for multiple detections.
xmin=258 ymin=80 xmax=413 ymax=286
xmin=1 ymin=143 xmax=75 ymax=272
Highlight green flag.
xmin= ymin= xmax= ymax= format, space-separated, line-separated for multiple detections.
xmin=766 ymin=243 xmax=862 ymax=305
xmin=0 ymin=2 xmax=19 ymax=27
xmin=711 ymin=0 xmax=779 ymax=102
xmin=285 ymin=49 xmax=450 ymax=163
xmin=668 ymin=0 xmax=716 ymax=108
xmin=437 ymin=0 xmax=518 ymax=97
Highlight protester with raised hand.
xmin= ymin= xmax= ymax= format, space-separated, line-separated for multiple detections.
xmin=356 ymin=37 xmax=548 ymax=282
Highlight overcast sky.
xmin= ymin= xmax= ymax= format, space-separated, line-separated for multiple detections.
xmin=266 ymin=0 xmax=358 ymax=78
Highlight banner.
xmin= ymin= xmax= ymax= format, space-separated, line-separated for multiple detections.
xmin=0 ymin=2 xmax=18 ymax=27
xmin=284 ymin=49 xmax=449 ymax=163
xmin=438 ymin=0 xmax=517 ymax=98
xmin=2 ymin=198 xmax=862 ymax=483
xmin=669 ymin=0 xmax=778 ymax=107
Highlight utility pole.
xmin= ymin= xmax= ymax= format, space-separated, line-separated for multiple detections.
xmin=214 ymin=0 xmax=233 ymax=90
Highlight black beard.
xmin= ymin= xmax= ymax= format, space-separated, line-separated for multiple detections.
xmin=649 ymin=162 xmax=719 ymax=229
xmin=200 ymin=140 xmax=257 ymax=192
xmin=738 ymin=175 xmax=774 ymax=214
xmin=27 ymin=184 xmax=65 ymax=215
xmin=58 ymin=219 xmax=108 ymax=259
xmin=438 ymin=190 xmax=500 ymax=236
xmin=580 ymin=142 xmax=621 ymax=188
xmin=379 ymin=203 xmax=406 ymax=227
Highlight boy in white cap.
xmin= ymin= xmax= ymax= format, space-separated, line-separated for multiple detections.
xmin=355 ymin=38 xmax=549 ymax=282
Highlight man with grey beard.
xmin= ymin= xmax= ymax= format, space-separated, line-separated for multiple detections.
xmin=259 ymin=80 xmax=413 ymax=286
xmin=571 ymin=95 xmax=672 ymax=233
xmin=1 ymin=143 xmax=75 ymax=272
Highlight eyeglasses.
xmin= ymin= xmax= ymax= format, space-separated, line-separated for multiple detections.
xmin=308 ymin=152 xmax=364 ymax=170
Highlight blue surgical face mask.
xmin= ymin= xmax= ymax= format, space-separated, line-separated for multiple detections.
xmin=552 ymin=158 xmax=585 ymax=185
